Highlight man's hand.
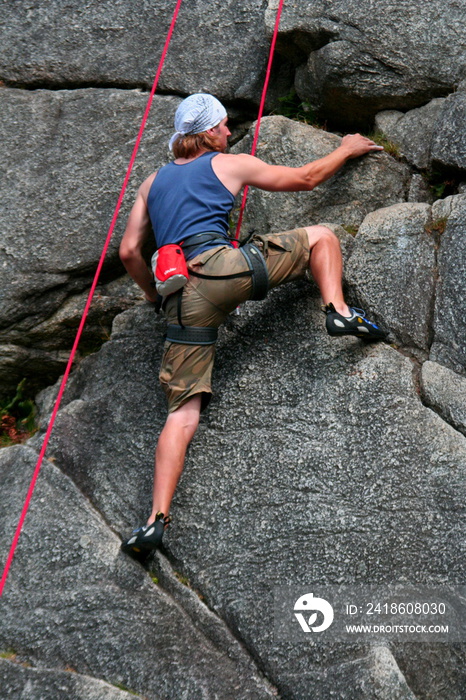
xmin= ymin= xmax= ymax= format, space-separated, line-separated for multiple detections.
xmin=340 ymin=134 xmax=384 ymax=159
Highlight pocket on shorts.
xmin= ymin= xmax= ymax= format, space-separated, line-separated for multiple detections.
xmin=252 ymin=233 xmax=292 ymax=256
xmin=187 ymin=245 xmax=230 ymax=271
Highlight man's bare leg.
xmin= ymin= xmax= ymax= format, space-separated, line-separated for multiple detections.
xmin=305 ymin=225 xmax=350 ymax=316
xmin=147 ymin=394 xmax=202 ymax=523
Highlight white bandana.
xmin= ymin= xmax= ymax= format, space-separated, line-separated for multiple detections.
xmin=169 ymin=93 xmax=227 ymax=151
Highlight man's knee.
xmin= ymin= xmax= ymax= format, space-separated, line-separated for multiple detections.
xmin=304 ymin=225 xmax=339 ymax=250
xmin=166 ymin=395 xmax=201 ymax=434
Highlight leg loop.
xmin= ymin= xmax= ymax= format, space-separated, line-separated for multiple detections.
xmin=240 ymin=243 xmax=269 ymax=300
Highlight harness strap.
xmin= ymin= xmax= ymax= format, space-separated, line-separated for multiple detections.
xmin=188 ymin=243 xmax=268 ymax=300
xmin=189 ymin=269 xmax=253 ymax=281
xmin=240 ymin=243 xmax=269 ymax=300
xmin=176 ymin=289 xmax=184 ymax=328
xmin=181 ymin=232 xmax=230 ymax=257
xmin=166 ymin=324 xmax=218 ymax=345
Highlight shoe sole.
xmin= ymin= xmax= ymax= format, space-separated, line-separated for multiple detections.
xmin=326 ymin=327 xmax=387 ymax=340
xmin=121 ymin=520 xmax=165 ymax=560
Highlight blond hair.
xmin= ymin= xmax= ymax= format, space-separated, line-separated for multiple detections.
xmin=172 ymin=130 xmax=223 ymax=159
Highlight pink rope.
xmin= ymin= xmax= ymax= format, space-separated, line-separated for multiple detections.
xmin=234 ymin=0 xmax=285 ymax=240
xmin=0 ymin=0 xmax=184 ymax=598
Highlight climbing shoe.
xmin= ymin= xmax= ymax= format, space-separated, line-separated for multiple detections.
xmin=324 ymin=303 xmax=387 ymax=340
xmin=121 ymin=512 xmax=171 ymax=562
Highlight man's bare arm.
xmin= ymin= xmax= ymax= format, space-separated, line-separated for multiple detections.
xmin=214 ymin=134 xmax=383 ymax=195
xmin=120 ymin=174 xmax=157 ymax=302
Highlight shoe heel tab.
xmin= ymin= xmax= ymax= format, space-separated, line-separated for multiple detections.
xmin=323 ymin=303 xmax=336 ymax=314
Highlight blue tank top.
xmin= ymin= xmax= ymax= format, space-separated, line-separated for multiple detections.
xmin=147 ymin=151 xmax=235 ymax=259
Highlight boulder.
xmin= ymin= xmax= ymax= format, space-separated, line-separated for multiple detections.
xmin=430 ymin=195 xmax=466 ymax=374
xmin=0 ymin=88 xmax=178 ymax=397
xmin=0 ymin=0 xmax=271 ymax=104
xmin=233 ymin=116 xmax=410 ymax=236
xmin=421 ymin=360 xmax=466 ymax=436
xmin=0 ymin=444 xmax=275 ymax=700
xmin=0 ymin=658 xmax=144 ymax=700
xmin=430 ymin=194 xmax=466 ymax=374
xmin=24 ymin=287 xmax=466 ymax=699
xmin=375 ymin=99 xmax=445 ymax=170
xmin=431 ymin=91 xmax=466 ymax=174
xmin=344 ymin=202 xmax=436 ymax=351
xmin=407 ymin=174 xmax=433 ymax=204
xmin=0 ymin=277 xmax=142 ymax=400
xmin=375 ymin=90 xmax=466 ymax=177
xmin=269 ymin=1 xmax=466 ymax=127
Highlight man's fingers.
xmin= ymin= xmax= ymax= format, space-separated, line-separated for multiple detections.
xmin=342 ymin=133 xmax=385 ymax=156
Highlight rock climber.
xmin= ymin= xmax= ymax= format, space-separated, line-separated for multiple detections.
xmin=119 ymin=93 xmax=386 ymax=561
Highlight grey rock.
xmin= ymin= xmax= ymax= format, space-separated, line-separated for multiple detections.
xmin=431 ymin=195 xmax=458 ymax=222
xmin=271 ymin=1 xmax=466 ymax=126
xmin=0 ymin=88 xmax=177 ymax=397
xmin=0 ymin=278 xmax=142 ymax=401
xmin=344 ymin=203 xmax=435 ymax=350
xmin=407 ymin=174 xmax=433 ymax=204
xmin=0 ymin=0 xmax=270 ymax=104
xmin=29 ymin=289 xmax=466 ymax=699
xmin=280 ymin=646 xmax=417 ymax=700
xmin=430 ymin=194 xmax=466 ymax=373
xmin=375 ymin=99 xmax=445 ymax=170
xmin=0 ymin=658 xmax=143 ymax=700
xmin=0 ymin=444 xmax=275 ymax=700
xmin=233 ymin=116 xmax=410 ymax=236
xmin=374 ymin=111 xmax=404 ymax=136
xmin=421 ymin=360 xmax=466 ymax=436
xmin=431 ymin=92 xmax=466 ymax=174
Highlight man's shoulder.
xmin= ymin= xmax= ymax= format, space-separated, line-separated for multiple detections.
xmin=217 ymin=152 xmax=254 ymax=162
xmin=214 ymin=152 xmax=257 ymax=172
xmin=139 ymin=172 xmax=158 ymax=200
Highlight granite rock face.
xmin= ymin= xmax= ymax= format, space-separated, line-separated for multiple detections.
xmin=0 ymin=0 xmax=271 ymax=104
xmin=430 ymin=194 xmax=466 ymax=374
xmin=375 ymin=99 xmax=446 ymax=171
xmin=0 ymin=659 xmax=145 ymax=700
xmin=0 ymin=443 xmax=275 ymax=700
xmin=0 ymin=88 xmax=177 ymax=398
xmin=233 ymin=116 xmax=410 ymax=236
xmin=2 ymin=2 xmax=466 ymax=698
xmin=9 ymin=290 xmax=463 ymax=700
xmin=421 ymin=360 xmax=466 ymax=436
xmin=375 ymin=90 xmax=466 ymax=176
xmin=269 ymin=0 xmax=466 ymax=126
xmin=431 ymin=91 xmax=466 ymax=174
xmin=345 ymin=202 xmax=436 ymax=351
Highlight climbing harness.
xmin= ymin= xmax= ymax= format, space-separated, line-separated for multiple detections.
xmin=165 ymin=324 xmax=218 ymax=345
xmin=0 ymin=0 xmax=285 ymax=596
xmin=159 ymin=231 xmax=269 ymax=346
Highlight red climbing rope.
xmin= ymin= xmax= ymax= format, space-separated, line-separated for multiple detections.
xmin=0 ymin=0 xmax=184 ymax=598
xmin=234 ymin=0 xmax=285 ymax=240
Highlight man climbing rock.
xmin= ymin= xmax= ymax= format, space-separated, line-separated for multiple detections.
xmin=119 ymin=93 xmax=386 ymax=561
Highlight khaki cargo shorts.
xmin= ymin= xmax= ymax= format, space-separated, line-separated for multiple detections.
xmin=159 ymin=228 xmax=310 ymax=413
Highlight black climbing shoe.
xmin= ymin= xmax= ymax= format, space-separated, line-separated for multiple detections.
xmin=121 ymin=512 xmax=171 ymax=562
xmin=324 ymin=303 xmax=387 ymax=340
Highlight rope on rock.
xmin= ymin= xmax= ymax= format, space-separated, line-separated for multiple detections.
xmin=234 ymin=0 xmax=285 ymax=240
xmin=0 ymin=0 xmax=184 ymax=598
